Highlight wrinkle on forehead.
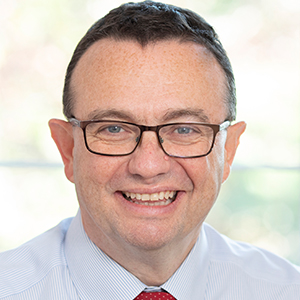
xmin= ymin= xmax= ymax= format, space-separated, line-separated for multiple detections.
xmin=71 ymin=38 xmax=225 ymax=94
xmin=71 ymin=39 xmax=228 ymax=123
xmin=85 ymin=107 xmax=210 ymax=124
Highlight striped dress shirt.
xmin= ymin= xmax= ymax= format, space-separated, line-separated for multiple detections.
xmin=1 ymin=210 xmax=300 ymax=299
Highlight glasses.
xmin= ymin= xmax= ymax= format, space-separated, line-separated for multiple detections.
xmin=69 ymin=118 xmax=230 ymax=158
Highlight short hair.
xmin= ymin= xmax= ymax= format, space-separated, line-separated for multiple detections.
xmin=63 ymin=0 xmax=236 ymax=121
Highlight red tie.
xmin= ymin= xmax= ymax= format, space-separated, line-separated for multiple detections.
xmin=135 ymin=291 xmax=176 ymax=300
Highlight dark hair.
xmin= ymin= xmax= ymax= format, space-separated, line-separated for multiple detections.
xmin=63 ymin=1 xmax=236 ymax=121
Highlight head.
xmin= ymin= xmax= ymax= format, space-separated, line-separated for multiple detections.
xmin=49 ymin=1 xmax=246 ymax=278
xmin=63 ymin=0 xmax=236 ymax=122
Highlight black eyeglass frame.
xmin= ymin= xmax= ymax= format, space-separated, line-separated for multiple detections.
xmin=69 ymin=117 xmax=230 ymax=158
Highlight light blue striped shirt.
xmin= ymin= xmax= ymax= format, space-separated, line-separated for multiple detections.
xmin=1 ymin=210 xmax=300 ymax=299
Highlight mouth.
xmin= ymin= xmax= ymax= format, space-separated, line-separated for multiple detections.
xmin=122 ymin=191 xmax=178 ymax=206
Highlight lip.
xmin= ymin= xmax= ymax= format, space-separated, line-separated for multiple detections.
xmin=120 ymin=187 xmax=179 ymax=194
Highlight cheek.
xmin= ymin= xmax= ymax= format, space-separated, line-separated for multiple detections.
xmin=183 ymin=152 xmax=224 ymax=190
xmin=182 ymin=149 xmax=225 ymax=212
xmin=72 ymin=142 xmax=128 ymax=198
xmin=72 ymin=154 xmax=120 ymax=223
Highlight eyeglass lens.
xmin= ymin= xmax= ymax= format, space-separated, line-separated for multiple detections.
xmin=84 ymin=121 xmax=215 ymax=157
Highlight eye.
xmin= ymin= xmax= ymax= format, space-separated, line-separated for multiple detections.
xmin=93 ymin=124 xmax=126 ymax=135
xmin=107 ymin=125 xmax=123 ymax=133
xmin=175 ymin=127 xmax=193 ymax=134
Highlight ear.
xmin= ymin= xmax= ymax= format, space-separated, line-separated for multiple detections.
xmin=49 ymin=119 xmax=75 ymax=183
xmin=222 ymin=121 xmax=246 ymax=183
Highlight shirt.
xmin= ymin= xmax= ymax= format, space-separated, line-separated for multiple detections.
xmin=1 ymin=210 xmax=300 ymax=299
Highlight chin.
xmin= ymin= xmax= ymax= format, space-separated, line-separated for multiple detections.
xmin=120 ymin=222 xmax=184 ymax=251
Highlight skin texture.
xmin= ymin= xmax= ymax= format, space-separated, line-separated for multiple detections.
xmin=49 ymin=39 xmax=246 ymax=286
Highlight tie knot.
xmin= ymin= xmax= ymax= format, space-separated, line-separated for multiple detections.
xmin=135 ymin=291 xmax=176 ymax=300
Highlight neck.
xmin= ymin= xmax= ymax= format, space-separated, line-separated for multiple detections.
xmin=84 ymin=219 xmax=200 ymax=286
xmin=123 ymin=242 xmax=196 ymax=286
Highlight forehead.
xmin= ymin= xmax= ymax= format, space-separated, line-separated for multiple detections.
xmin=71 ymin=38 xmax=228 ymax=123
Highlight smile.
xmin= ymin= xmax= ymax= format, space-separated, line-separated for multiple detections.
xmin=122 ymin=191 xmax=177 ymax=206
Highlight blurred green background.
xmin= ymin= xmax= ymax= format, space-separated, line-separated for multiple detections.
xmin=0 ymin=0 xmax=299 ymax=264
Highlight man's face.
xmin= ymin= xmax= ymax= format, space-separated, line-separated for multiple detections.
xmin=55 ymin=39 xmax=244 ymax=253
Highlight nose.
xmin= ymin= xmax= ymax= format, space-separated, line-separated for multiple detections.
xmin=128 ymin=131 xmax=171 ymax=180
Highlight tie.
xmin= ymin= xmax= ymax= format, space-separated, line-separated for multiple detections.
xmin=134 ymin=291 xmax=176 ymax=300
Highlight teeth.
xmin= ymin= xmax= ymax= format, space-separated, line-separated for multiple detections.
xmin=159 ymin=192 xmax=164 ymax=200
xmin=126 ymin=198 xmax=173 ymax=206
xmin=123 ymin=191 xmax=177 ymax=204
xmin=150 ymin=193 xmax=159 ymax=201
xmin=141 ymin=194 xmax=150 ymax=201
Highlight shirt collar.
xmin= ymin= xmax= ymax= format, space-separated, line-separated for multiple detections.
xmin=65 ymin=210 xmax=210 ymax=300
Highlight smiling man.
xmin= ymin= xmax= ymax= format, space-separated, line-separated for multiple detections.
xmin=1 ymin=1 xmax=299 ymax=299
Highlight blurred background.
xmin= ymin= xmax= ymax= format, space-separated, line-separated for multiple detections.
xmin=0 ymin=0 xmax=299 ymax=264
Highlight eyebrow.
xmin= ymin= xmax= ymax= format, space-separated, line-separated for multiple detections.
xmin=86 ymin=108 xmax=210 ymax=123
xmin=162 ymin=108 xmax=210 ymax=123
xmin=87 ymin=109 xmax=136 ymax=121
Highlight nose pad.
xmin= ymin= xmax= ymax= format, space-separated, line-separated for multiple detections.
xmin=159 ymin=136 xmax=164 ymax=144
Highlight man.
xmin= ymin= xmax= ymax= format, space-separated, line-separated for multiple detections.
xmin=1 ymin=1 xmax=299 ymax=299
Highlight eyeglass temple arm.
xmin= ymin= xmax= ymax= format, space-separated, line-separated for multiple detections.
xmin=68 ymin=118 xmax=81 ymax=127
xmin=220 ymin=120 xmax=231 ymax=131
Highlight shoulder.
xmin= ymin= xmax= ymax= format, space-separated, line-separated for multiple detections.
xmin=0 ymin=217 xmax=73 ymax=299
xmin=202 ymin=223 xmax=300 ymax=283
